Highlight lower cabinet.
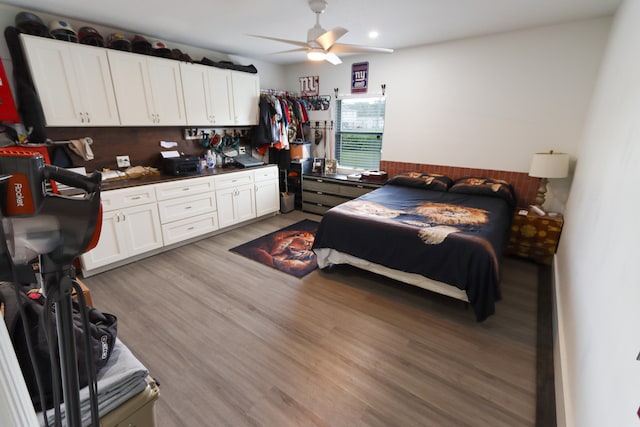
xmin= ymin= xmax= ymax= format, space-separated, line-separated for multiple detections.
xmin=80 ymin=202 xmax=163 ymax=273
xmin=156 ymin=184 xmax=218 ymax=245
xmin=80 ymin=166 xmax=278 ymax=276
xmin=216 ymin=183 xmax=255 ymax=229
xmin=254 ymin=167 xmax=280 ymax=217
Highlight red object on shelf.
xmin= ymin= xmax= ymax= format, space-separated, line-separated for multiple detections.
xmin=0 ymin=59 xmax=20 ymax=124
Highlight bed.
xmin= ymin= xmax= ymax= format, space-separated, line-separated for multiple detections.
xmin=312 ymin=173 xmax=515 ymax=321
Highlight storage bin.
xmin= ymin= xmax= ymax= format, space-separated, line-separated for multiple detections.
xmin=290 ymin=141 xmax=311 ymax=160
xmin=280 ymin=192 xmax=295 ymax=213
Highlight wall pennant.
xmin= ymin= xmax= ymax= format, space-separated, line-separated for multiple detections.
xmin=351 ymin=62 xmax=369 ymax=94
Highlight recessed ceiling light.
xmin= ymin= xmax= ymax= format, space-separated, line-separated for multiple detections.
xmin=368 ymin=31 xmax=379 ymax=39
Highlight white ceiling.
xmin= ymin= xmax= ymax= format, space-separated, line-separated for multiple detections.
xmin=1 ymin=0 xmax=622 ymax=65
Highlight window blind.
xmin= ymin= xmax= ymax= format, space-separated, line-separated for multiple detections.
xmin=335 ymin=97 xmax=385 ymax=170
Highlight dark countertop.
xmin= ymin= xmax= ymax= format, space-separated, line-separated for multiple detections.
xmin=62 ymin=164 xmax=276 ymax=195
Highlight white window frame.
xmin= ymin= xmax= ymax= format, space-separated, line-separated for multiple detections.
xmin=334 ymin=95 xmax=386 ymax=171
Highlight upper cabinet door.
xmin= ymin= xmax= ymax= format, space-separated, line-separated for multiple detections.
xmin=107 ymin=50 xmax=155 ymax=126
xmin=146 ymin=56 xmax=186 ymax=126
xmin=181 ymin=63 xmax=232 ymax=126
xmin=20 ymin=35 xmax=119 ymax=126
xmin=181 ymin=63 xmax=213 ymax=125
xmin=108 ymin=51 xmax=186 ymax=126
xmin=71 ymin=44 xmax=120 ymax=126
xmin=230 ymin=71 xmax=259 ymax=126
xmin=208 ymin=67 xmax=233 ymax=125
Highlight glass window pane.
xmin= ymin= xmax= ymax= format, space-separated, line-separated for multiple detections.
xmin=335 ymin=97 xmax=385 ymax=169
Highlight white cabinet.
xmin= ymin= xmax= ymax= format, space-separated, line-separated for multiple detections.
xmin=180 ymin=63 xmax=233 ymax=126
xmin=108 ymin=50 xmax=186 ymax=126
xmin=230 ymin=71 xmax=259 ymax=125
xmin=154 ymin=176 xmax=218 ymax=245
xmin=215 ymin=170 xmax=256 ymax=228
xmin=20 ymin=34 xmax=120 ymax=126
xmin=80 ymin=185 xmax=163 ymax=274
xmin=254 ymin=166 xmax=280 ymax=217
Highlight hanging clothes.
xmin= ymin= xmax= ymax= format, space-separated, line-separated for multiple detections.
xmin=252 ymin=95 xmax=275 ymax=154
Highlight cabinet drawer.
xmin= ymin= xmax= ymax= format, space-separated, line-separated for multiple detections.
xmin=154 ymin=176 xmax=214 ymax=200
xmin=303 ymin=191 xmax=348 ymax=207
xmin=161 ymin=212 xmax=218 ymax=245
xmin=157 ymin=193 xmax=216 ymax=224
xmin=215 ymin=170 xmax=253 ymax=189
xmin=101 ymin=185 xmax=157 ymax=211
xmin=302 ymin=202 xmax=331 ymax=215
xmin=253 ymin=166 xmax=278 ymax=182
xmin=304 ymin=178 xmax=336 ymax=194
xmin=339 ymin=183 xmax=377 ymax=198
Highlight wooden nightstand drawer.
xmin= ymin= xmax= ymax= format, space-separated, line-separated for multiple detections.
xmin=506 ymin=208 xmax=564 ymax=264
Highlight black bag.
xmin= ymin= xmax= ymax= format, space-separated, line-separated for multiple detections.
xmin=0 ymin=282 xmax=118 ymax=411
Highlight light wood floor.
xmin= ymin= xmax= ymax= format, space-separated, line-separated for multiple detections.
xmin=84 ymin=210 xmax=540 ymax=427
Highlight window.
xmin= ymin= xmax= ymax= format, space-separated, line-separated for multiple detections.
xmin=335 ymin=97 xmax=385 ymax=170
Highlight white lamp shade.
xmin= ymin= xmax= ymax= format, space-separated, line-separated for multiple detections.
xmin=529 ymin=152 xmax=569 ymax=178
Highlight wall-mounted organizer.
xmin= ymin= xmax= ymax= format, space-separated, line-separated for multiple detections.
xmin=301 ymin=95 xmax=331 ymax=111
xmin=184 ymin=127 xmax=252 ymax=140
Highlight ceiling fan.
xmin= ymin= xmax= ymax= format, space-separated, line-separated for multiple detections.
xmin=250 ymin=0 xmax=393 ymax=65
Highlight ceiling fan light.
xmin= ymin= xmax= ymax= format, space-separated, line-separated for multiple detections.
xmin=307 ymin=49 xmax=326 ymax=61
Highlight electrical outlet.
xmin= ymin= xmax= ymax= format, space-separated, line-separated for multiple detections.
xmin=239 ymin=146 xmax=246 ymax=154
xmin=116 ymin=155 xmax=130 ymax=168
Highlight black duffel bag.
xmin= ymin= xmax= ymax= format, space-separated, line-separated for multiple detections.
xmin=0 ymin=282 xmax=118 ymax=411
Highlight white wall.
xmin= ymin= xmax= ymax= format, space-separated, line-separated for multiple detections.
xmin=284 ymin=18 xmax=611 ymax=213
xmin=285 ymin=19 xmax=610 ymax=172
xmin=554 ymin=1 xmax=640 ymax=426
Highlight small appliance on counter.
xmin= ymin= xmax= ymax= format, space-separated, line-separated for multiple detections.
xmin=161 ymin=151 xmax=200 ymax=176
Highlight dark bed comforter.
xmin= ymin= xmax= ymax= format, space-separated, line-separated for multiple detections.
xmin=312 ymin=184 xmax=513 ymax=321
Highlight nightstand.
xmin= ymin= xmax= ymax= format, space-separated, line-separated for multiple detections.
xmin=506 ymin=208 xmax=564 ymax=264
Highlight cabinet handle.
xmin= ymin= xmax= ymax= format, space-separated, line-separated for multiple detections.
xmin=79 ymin=112 xmax=85 ymax=123
xmin=131 ymin=196 xmax=141 ymax=200
xmin=86 ymin=112 xmax=90 ymax=124
xmin=182 ymin=187 xmax=190 ymax=191
xmin=184 ymin=206 xmax=192 ymax=210
xmin=187 ymin=226 xmax=195 ymax=230
xmin=121 ymin=213 xmax=126 ymax=222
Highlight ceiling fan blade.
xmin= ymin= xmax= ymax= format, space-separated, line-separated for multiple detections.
xmin=329 ymin=43 xmax=394 ymax=54
xmin=325 ymin=53 xmax=342 ymax=65
xmin=272 ymin=48 xmax=308 ymax=54
xmin=315 ymin=27 xmax=348 ymax=50
xmin=247 ymin=34 xmax=309 ymax=49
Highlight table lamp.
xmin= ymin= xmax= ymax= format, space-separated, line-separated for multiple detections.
xmin=528 ymin=150 xmax=569 ymax=214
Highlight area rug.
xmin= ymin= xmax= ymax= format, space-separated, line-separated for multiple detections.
xmin=230 ymin=219 xmax=319 ymax=278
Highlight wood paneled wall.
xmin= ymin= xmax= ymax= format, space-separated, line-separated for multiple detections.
xmin=45 ymin=126 xmax=251 ymax=172
xmin=380 ymin=160 xmax=538 ymax=208
xmin=42 ymin=127 xmax=536 ymax=207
